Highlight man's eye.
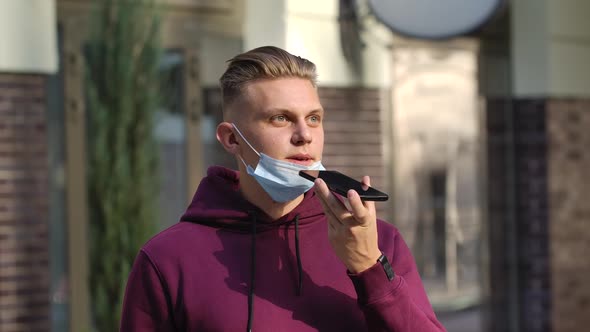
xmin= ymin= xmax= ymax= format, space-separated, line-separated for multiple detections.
xmin=308 ymin=115 xmax=321 ymax=123
xmin=272 ymin=115 xmax=287 ymax=122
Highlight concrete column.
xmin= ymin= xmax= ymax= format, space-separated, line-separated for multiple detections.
xmin=0 ymin=0 xmax=57 ymax=74
xmin=511 ymin=0 xmax=590 ymax=97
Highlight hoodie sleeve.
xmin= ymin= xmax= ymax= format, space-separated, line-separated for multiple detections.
xmin=120 ymin=250 xmax=176 ymax=332
xmin=348 ymin=232 xmax=446 ymax=332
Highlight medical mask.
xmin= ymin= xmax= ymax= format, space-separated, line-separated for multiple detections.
xmin=232 ymin=124 xmax=325 ymax=202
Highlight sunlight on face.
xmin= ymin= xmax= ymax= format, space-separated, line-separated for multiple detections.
xmin=231 ymin=78 xmax=325 ymax=168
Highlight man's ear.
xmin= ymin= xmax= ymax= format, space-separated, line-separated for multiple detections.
xmin=216 ymin=122 xmax=240 ymax=155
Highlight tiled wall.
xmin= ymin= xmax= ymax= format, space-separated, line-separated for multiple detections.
xmin=484 ymin=99 xmax=513 ymax=332
xmin=0 ymin=74 xmax=50 ymax=331
xmin=485 ymin=98 xmax=551 ymax=332
xmin=486 ymin=98 xmax=590 ymax=332
xmin=547 ymin=99 xmax=590 ymax=332
xmin=512 ymin=100 xmax=551 ymax=332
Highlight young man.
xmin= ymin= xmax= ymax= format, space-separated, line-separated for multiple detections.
xmin=120 ymin=46 xmax=446 ymax=331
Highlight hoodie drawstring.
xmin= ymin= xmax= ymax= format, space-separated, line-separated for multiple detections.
xmin=294 ymin=214 xmax=303 ymax=296
xmin=247 ymin=213 xmax=257 ymax=332
xmin=246 ymin=213 xmax=303 ymax=332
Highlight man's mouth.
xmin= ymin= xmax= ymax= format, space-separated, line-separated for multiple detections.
xmin=286 ymin=154 xmax=314 ymax=165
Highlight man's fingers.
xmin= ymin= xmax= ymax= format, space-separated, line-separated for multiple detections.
xmin=362 ymin=175 xmax=371 ymax=187
xmin=315 ymin=179 xmax=348 ymax=213
xmin=315 ymin=189 xmax=341 ymax=225
xmin=360 ymin=175 xmax=376 ymax=213
xmin=315 ymin=177 xmax=377 ymax=227
xmin=347 ymin=189 xmax=369 ymax=222
xmin=346 ymin=176 xmax=377 ymax=224
xmin=314 ymin=179 xmax=344 ymax=226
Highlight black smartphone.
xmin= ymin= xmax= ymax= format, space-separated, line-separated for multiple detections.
xmin=299 ymin=170 xmax=389 ymax=201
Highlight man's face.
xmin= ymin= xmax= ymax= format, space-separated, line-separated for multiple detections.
xmin=233 ymin=77 xmax=324 ymax=167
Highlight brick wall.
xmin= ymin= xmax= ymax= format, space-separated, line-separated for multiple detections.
xmin=547 ymin=100 xmax=590 ymax=332
xmin=486 ymin=98 xmax=590 ymax=332
xmin=0 ymin=74 xmax=50 ymax=332
xmin=319 ymin=87 xmax=389 ymax=220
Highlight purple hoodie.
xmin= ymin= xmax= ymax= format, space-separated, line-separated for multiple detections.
xmin=120 ymin=166 xmax=446 ymax=332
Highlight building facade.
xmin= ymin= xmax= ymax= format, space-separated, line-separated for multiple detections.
xmin=1 ymin=1 xmax=589 ymax=331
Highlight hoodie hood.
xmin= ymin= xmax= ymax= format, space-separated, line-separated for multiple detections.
xmin=180 ymin=166 xmax=325 ymax=231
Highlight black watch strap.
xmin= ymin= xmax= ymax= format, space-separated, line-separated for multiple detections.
xmin=377 ymin=253 xmax=395 ymax=281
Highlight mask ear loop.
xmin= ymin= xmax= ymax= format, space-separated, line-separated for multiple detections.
xmin=231 ymin=124 xmax=260 ymax=169
xmin=232 ymin=124 xmax=260 ymax=157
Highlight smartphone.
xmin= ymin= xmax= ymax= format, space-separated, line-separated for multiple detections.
xmin=299 ymin=170 xmax=389 ymax=201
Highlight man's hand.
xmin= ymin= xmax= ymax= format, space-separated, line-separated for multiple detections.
xmin=314 ymin=176 xmax=382 ymax=273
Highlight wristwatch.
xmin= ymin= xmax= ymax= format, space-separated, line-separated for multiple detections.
xmin=377 ymin=253 xmax=395 ymax=281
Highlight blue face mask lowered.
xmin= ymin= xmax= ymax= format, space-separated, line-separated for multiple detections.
xmin=232 ymin=124 xmax=325 ymax=202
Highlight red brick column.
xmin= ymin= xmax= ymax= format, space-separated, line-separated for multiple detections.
xmin=0 ymin=74 xmax=50 ymax=332
xmin=547 ymin=99 xmax=590 ymax=332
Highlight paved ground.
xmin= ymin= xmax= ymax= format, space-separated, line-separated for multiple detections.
xmin=437 ymin=306 xmax=483 ymax=332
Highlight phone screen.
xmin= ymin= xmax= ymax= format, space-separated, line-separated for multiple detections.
xmin=299 ymin=170 xmax=389 ymax=201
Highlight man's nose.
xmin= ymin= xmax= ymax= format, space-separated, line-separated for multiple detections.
xmin=291 ymin=121 xmax=312 ymax=145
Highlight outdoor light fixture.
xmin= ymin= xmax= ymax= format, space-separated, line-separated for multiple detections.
xmin=368 ymin=0 xmax=504 ymax=39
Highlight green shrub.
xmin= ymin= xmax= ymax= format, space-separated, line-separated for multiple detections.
xmin=86 ymin=1 xmax=162 ymax=330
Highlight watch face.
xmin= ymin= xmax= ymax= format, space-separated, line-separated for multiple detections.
xmin=368 ymin=0 xmax=504 ymax=39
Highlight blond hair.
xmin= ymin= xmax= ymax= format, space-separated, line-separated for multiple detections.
xmin=219 ymin=46 xmax=318 ymax=110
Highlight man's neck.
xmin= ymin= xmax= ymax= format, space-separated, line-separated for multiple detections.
xmin=238 ymin=172 xmax=303 ymax=220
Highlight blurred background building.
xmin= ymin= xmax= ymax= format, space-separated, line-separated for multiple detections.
xmin=0 ymin=0 xmax=589 ymax=331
